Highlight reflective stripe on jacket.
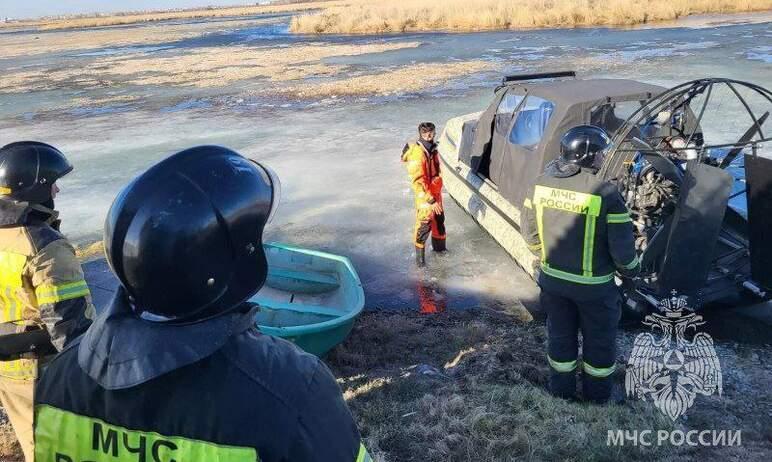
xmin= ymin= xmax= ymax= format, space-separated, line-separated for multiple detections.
xmin=0 ymin=209 xmax=94 ymax=379
xmin=35 ymin=295 xmax=371 ymax=462
xmin=522 ymin=168 xmax=639 ymax=289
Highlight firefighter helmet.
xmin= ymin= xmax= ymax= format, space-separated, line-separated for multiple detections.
xmin=104 ymin=145 xmax=281 ymax=323
xmin=558 ymin=125 xmax=611 ymax=168
xmin=0 ymin=141 xmax=73 ymax=203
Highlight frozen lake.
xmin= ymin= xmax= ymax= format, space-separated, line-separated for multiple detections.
xmin=1 ymin=14 xmax=770 ymax=310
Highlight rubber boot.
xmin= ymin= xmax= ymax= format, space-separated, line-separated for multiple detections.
xmin=431 ymin=237 xmax=447 ymax=252
xmin=549 ymin=371 xmax=577 ymax=401
xmin=415 ymin=246 xmax=426 ymax=267
xmin=583 ymin=374 xmax=614 ymax=404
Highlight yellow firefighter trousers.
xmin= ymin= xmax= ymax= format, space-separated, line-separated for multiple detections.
xmin=0 ymin=373 xmax=35 ymax=461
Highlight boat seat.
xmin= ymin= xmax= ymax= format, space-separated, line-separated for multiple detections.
xmin=254 ymin=299 xmax=346 ymax=317
xmin=266 ymin=267 xmax=340 ymax=294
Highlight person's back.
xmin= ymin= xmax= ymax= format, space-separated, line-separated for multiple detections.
xmin=33 ymin=146 xmax=371 ymax=462
xmin=35 ymin=297 xmax=365 ymax=461
xmin=528 ymin=166 xmax=637 ymax=298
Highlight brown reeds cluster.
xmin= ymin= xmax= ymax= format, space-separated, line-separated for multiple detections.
xmin=290 ymin=0 xmax=772 ymax=34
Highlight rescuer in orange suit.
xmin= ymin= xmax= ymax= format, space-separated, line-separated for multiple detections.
xmin=402 ymin=122 xmax=446 ymax=267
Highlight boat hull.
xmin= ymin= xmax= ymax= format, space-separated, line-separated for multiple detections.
xmin=439 ymin=117 xmax=539 ymax=279
xmin=251 ymin=242 xmax=365 ymax=356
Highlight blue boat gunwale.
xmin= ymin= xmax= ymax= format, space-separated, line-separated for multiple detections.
xmin=254 ymin=242 xmax=365 ymax=337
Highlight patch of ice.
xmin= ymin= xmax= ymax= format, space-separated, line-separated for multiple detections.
xmin=73 ymin=45 xmax=174 ymax=57
xmin=68 ymin=105 xmax=133 ymax=117
xmin=511 ymin=53 xmax=545 ymax=61
xmin=744 ymin=46 xmax=772 ymax=63
xmin=516 ymin=46 xmax=551 ymax=52
xmin=598 ymin=41 xmax=720 ymax=62
xmin=160 ymin=99 xmax=212 ymax=113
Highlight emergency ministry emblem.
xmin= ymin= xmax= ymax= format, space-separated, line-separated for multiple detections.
xmin=626 ymin=291 xmax=722 ymax=420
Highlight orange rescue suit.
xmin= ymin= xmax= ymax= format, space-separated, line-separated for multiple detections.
xmin=402 ymin=141 xmax=446 ymax=250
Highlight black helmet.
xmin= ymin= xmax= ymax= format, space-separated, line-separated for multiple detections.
xmin=0 ymin=141 xmax=73 ymax=203
xmin=558 ymin=125 xmax=611 ymax=168
xmin=104 ymin=146 xmax=281 ymax=323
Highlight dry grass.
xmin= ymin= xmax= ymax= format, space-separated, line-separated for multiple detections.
xmin=0 ymin=17 xmax=277 ymax=59
xmin=330 ymin=309 xmax=678 ymax=461
xmin=0 ymin=42 xmax=421 ymax=94
xmin=74 ymin=241 xmax=106 ymax=262
xmin=333 ymin=309 xmax=772 ymax=460
xmin=272 ymin=60 xmax=494 ymax=98
xmin=290 ymin=0 xmax=772 ymax=34
xmin=2 ymin=2 xmax=349 ymax=31
xmin=0 ymin=419 xmax=22 ymax=462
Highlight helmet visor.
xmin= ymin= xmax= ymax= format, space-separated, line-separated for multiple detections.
xmin=261 ymin=164 xmax=282 ymax=224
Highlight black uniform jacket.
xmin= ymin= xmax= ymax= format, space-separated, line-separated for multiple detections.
xmin=522 ymin=162 xmax=639 ymax=299
xmin=34 ymin=290 xmax=366 ymax=462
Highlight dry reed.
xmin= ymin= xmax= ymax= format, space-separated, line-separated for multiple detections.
xmin=290 ymin=0 xmax=772 ymax=34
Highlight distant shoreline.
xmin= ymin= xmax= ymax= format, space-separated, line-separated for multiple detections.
xmin=0 ymin=1 xmax=345 ymax=31
xmin=3 ymin=1 xmax=770 ymax=34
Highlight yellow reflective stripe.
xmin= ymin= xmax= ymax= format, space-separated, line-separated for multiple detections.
xmin=0 ymin=358 xmax=37 ymax=380
xmin=533 ymin=185 xmax=602 ymax=216
xmin=583 ymin=362 xmax=616 ymax=378
xmin=0 ymin=287 xmax=10 ymax=320
xmin=356 ymin=443 xmax=373 ymax=462
xmin=607 ymin=212 xmax=632 ymax=223
xmin=1 ymin=285 xmax=24 ymax=324
xmin=35 ymin=280 xmax=90 ymax=305
xmin=548 ymin=355 xmax=577 ymax=373
xmin=523 ymin=197 xmax=533 ymax=209
xmin=535 ymin=201 xmax=547 ymax=261
xmin=541 ymin=263 xmax=614 ymax=285
xmin=0 ymin=186 xmax=11 ymax=195
xmin=583 ymin=214 xmax=596 ymax=276
xmin=621 ymin=255 xmax=640 ymax=270
xmin=528 ymin=242 xmax=542 ymax=251
xmin=35 ymin=405 xmax=258 ymax=462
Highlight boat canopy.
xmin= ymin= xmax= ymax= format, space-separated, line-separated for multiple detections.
xmin=463 ymin=79 xmax=665 ymax=210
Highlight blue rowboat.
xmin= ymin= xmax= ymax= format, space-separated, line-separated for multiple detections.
xmin=250 ymin=243 xmax=365 ymax=357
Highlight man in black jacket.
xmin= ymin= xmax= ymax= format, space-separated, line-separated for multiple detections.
xmin=522 ymin=126 xmax=640 ymax=403
xmin=34 ymin=146 xmax=371 ymax=462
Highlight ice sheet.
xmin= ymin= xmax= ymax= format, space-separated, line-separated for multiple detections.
xmin=1 ymin=15 xmax=769 ymax=311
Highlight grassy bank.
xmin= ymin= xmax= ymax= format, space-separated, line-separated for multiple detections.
xmin=1 ymin=1 xmax=347 ymax=31
xmin=3 ymin=304 xmax=772 ymax=460
xmin=331 ymin=309 xmax=677 ymax=461
xmin=0 ymin=308 xmax=674 ymax=462
xmin=290 ymin=0 xmax=772 ymax=34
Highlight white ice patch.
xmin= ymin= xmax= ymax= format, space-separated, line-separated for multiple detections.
xmin=73 ymin=45 xmax=175 ymax=57
xmin=744 ymin=46 xmax=772 ymax=63
xmin=598 ymin=41 xmax=720 ymax=62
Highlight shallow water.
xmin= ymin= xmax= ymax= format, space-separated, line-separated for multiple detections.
xmin=1 ymin=14 xmax=770 ymax=310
